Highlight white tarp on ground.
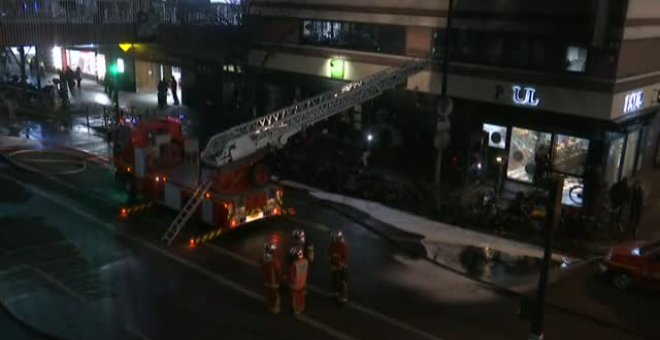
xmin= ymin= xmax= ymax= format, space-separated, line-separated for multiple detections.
xmin=279 ymin=179 xmax=573 ymax=261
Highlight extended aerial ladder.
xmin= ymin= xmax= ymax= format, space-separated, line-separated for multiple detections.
xmin=161 ymin=58 xmax=430 ymax=244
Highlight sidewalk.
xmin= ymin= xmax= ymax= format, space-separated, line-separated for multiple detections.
xmin=2 ymin=72 xmax=186 ymax=123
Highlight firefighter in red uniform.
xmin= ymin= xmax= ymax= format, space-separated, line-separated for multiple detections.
xmin=261 ymin=242 xmax=282 ymax=314
xmin=288 ymin=246 xmax=309 ymax=316
xmin=292 ymin=229 xmax=315 ymax=263
xmin=328 ymin=230 xmax=349 ymax=304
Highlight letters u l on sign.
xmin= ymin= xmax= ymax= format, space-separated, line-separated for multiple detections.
xmin=512 ymin=85 xmax=540 ymax=107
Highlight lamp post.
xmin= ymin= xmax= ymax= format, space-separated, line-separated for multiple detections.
xmin=529 ymin=176 xmax=564 ymax=340
xmin=433 ymin=0 xmax=455 ymax=184
xmin=363 ymin=133 xmax=373 ymax=168
xmin=495 ymin=154 xmax=505 ymax=196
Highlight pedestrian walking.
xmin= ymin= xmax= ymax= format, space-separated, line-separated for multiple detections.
xmin=157 ymin=80 xmax=168 ymax=109
xmin=328 ymin=230 xmax=349 ymax=304
xmin=170 ymin=76 xmax=179 ymax=105
xmin=629 ymin=180 xmax=644 ymax=238
xmin=609 ymin=177 xmax=630 ymax=226
xmin=288 ymin=246 xmax=309 ymax=316
xmin=261 ymin=242 xmax=282 ymax=314
xmin=75 ymin=67 xmax=82 ymax=89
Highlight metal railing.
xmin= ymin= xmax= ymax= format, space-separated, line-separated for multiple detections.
xmin=0 ymin=0 xmax=241 ymax=26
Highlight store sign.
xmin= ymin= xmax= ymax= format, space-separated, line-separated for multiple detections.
xmin=330 ymin=58 xmax=345 ymax=80
xmin=623 ymin=90 xmax=644 ymax=114
xmin=512 ymin=85 xmax=540 ymax=107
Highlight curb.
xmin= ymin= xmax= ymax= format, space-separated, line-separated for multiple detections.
xmin=279 ymin=182 xmax=650 ymax=339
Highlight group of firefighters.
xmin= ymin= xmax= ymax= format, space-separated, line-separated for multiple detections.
xmin=261 ymin=228 xmax=349 ymax=316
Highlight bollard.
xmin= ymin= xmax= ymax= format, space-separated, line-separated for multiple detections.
xmin=86 ymin=109 xmax=90 ymax=132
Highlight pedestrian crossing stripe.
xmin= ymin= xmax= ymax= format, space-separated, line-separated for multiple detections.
xmin=119 ymin=202 xmax=155 ymax=218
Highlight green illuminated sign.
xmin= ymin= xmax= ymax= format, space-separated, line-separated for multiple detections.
xmin=108 ymin=58 xmax=125 ymax=75
xmin=108 ymin=64 xmax=120 ymax=75
xmin=330 ymin=58 xmax=344 ymax=80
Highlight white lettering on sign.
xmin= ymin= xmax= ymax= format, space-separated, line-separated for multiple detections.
xmin=623 ymin=91 xmax=644 ymax=114
xmin=512 ymin=85 xmax=540 ymax=107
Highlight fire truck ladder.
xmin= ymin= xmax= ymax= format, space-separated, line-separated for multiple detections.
xmin=162 ymin=58 xmax=429 ymax=244
xmin=161 ymin=177 xmax=214 ymax=245
xmin=200 ymin=58 xmax=430 ymax=168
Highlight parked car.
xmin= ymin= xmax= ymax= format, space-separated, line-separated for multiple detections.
xmin=599 ymin=240 xmax=660 ymax=290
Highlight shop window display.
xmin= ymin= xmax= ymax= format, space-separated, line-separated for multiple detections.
xmin=561 ymin=176 xmax=584 ymax=207
xmin=482 ymin=123 xmax=507 ymax=149
xmin=552 ymin=134 xmax=589 ymax=176
xmin=605 ymin=135 xmax=624 ymax=186
xmin=621 ymin=130 xmax=640 ymax=179
xmin=507 ymin=127 xmax=551 ymax=183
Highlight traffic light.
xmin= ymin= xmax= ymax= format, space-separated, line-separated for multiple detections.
xmin=108 ymin=63 xmax=120 ymax=76
xmin=108 ymin=58 xmax=125 ymax=76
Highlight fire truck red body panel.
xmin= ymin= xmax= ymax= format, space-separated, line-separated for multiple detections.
xmin=113 ymin=117 xmax=283 ymax=234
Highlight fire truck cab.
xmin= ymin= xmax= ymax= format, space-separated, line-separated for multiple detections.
xmin=113 ymin=116 xmax=283 ymax=232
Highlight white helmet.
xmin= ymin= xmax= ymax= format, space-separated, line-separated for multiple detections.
xmin=263 ymin=242 xmax=276 ymax=259
xmin=292 ymin=229 xmax=306 ymax=244
xmin=331 ymin=230 xmax=344 ymax=242
xmin=289 ymin=246 xmax=304 ymax=260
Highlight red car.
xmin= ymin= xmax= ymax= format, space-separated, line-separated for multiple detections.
xmin=600 ymin=240 xmax=660 ymax=290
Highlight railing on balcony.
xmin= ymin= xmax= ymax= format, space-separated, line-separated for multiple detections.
xmin=0 ymin=0 xmax=243 ymax=26
xmin=152 ymin=1 xmax=242 ymax=26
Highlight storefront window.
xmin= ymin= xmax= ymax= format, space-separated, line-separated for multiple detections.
xmin=561 ymin=176 xmax=584 ymax=207
xmin=604 ymin=135 xmax=624 ymax=186
xmin=482 ymin=123 xmax=507 ymax=149
xmin=552 ymin=134 xmax=589 ymax=176
xmin=66 ymin=49 xmax=97 ymax=76
xmin=51 ymin=46 xmax=63 ymax=70
xmin=507 ymin=127 xmax=552 ymax=183
xmin=96 ymin=54 xmax=106 ymax=80
xmin=621 ymin=130 xmax=640 ymax=179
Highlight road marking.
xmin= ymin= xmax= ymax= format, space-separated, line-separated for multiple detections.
xmin=288 ymin=216 xmax=331 ymax=231
xmin=0 ymin=173 xmax=356 ymax=340
xmin=203 ymin=243 xmax=443 ymax=340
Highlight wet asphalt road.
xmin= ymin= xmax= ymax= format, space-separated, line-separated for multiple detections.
xmin=1 ymin=115 xmax=659 ymax=339
xmin=0 ymin=153 xmax=657 ymax=340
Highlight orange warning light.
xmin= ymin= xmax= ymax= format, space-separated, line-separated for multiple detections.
xmin=120 ymin=208 xmax=128 ymax=218
xmin=230 ymin=219 xmax=239 ymax=228
xmin=189 ymin=239 xmax=197 ymax=248
xmin=273 ymin=207 xmax=281 ymax=216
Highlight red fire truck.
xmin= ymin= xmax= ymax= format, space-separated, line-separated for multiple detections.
xmin=112 ymin=59 xmax=429 ymax=245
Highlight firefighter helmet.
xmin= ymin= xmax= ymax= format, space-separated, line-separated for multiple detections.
xmin=289 ymin=246 xmax=304 ymax=260
xmin=263 ymin=242 xmax=277 ymax=257
xmin=330 ymin=230 xmax=344 ymax=242
xmin=292 ymin=229 xmax=306 ymax=243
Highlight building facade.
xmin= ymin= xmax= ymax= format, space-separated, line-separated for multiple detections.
xmin=248 ymin=0 xmax=660 ymax=209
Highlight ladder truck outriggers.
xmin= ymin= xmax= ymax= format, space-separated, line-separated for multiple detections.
xmin=112 ymin=59 xmax=429 ymax=245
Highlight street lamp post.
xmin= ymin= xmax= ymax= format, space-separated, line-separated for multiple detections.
xmin=529 ymin=176 xmax=564 ymax=340
xmin=495 ymin=155 xmax=505 ymax=196
xmin=433 ymin=0 xmax=455 ymax=185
